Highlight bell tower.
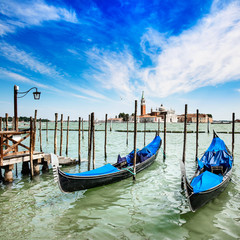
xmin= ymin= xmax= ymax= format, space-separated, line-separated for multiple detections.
xmin=141 ymin=91 xmax=146 ymax=116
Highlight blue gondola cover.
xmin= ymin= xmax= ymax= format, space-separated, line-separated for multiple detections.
xmin=191 ymin=171 xmax=223 ymax=193
xmin=198 ymin=137 xmax=233 ymax=171
xmin=64 ymin=163 xmax=120 ymax=176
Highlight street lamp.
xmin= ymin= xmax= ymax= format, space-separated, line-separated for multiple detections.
xmin=14 ymin=85 xmax=41 ymax=131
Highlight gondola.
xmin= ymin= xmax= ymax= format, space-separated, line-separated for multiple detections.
xmin=180 ymin=131 xmax=233 ymax=211
xmin=51 ymin=135 xmax=161 ymax=192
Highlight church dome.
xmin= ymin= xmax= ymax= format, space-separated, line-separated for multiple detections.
xmin=159 ymin=104 xmax=166 ymax=112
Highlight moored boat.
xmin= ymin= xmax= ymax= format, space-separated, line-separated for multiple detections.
xmin=52 ymin=135 xmax=161 ymax=192
xmin=180 ymin=131 xmax=233 ymax=211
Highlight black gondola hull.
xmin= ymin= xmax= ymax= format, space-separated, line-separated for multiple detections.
xmin=187 ymin=171 xmax=232 ymax=211
xmin=57 ymin=150 xmax=159 ymax=192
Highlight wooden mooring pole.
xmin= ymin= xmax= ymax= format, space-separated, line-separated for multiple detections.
xmin=34 ymin=110 xmax=37 ymax=151
xmin=110 ymin=120 xmax=112 ymax=132
xmin=92 ymin=113 xmax=95 ymax=169
xmin=232 ymin=112 xmax=235 ymax=160
xmin=30 ymin=117 xmax=34 ymax=178
xmin=133 ymin=100 xmax=137 ymax=181
xmin=144 ymin=119 xmax=146 ymax=147
xmin=54 ymin=113 xmax=58 ymax=155
xmin=158 ymin=118 xmax=160 ymax=135
xmin=39 ymin=118 xmax=42 ymax=152
xmin=88 ymin=115 xmax=92 ymax=170
xmin=126 ymin=117 xmax=128 ymax=146
xmin=195 ymin=109 xmax=199 ymax=162
xmin=78 ymin=117 xmax=81 ymax=164
xmin=0 ymin=117 xmax=2 ymax=180
xmin=82 ymin=118 xmax=84 ymax=140
xmin=104 ymin=114 xmax=107 ymax=160
xmin=59 ymin=114 xmax=63 ymax=156
xmin=182 ymin=104 xmax=188 ymax=164
xmin=5 ymin=113 xmax=8 ymax=145
xmin=46 ymin=120 xmax=48 ymax=142
xmin=163 ymin=113 xmax=167 ymax=160
xmin=207 ymin=118 xmax=210 ymax=134
xmin=66 ymin=116 xmax=70 ymax=156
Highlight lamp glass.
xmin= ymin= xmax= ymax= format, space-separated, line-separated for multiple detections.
xmin=33 ymin=91 xmax=41 ymax=100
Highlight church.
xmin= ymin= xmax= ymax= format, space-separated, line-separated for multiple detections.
xmin=136 ymin=91 xmax=178 ymax=123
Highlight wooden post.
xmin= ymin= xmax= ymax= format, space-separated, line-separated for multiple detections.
xmin=158 ymin=118 xmax=160 ymax=135
xmin=46 ymin=120 xmax=48 ymax=142
xmin=104 ymin=114 xmax=107 ymax=160
xmin=39 ymin=118 xmax=42 ymax=152
xmin=5 ymin=113 xmax=8 ymax=146
xmin=0 ymin=118 xmax=2 ymax=179
xmin=78 ymin=117 xmax=81 ymax=164
xmin=207 ymin=117 xmax=210 ymax=134
xmin=14 ymin=85 xmax=18 ymax=131
xmin=33 ymin=110 xmax=37 ymax=151
xmin=92 ymin=113 xmax=95 ymax=169
xmin=66 ymin=116 xmax=70 ymax=156
xmin=133 ymin=100 xmax=137 ymax=180
xmin=30 ymin=117 xmax=34 ymax=178
xmin=110 ymin=120 xmax=112 ymax=132
xmin=54 ymin=113 xmax=58 ymax=155
xmin=163 ymin=112 xmax=167 ymax=160
xmin=195 ymin=109 xmax=199 ymax=162
xmin=88 ymin=114 xmax=91 ymax=171
xmin=144 ymin=119 xmax=146 ymax=147
xmin=126 ymin=117 xmax=128 ymax=146
xmin=182 ymin=104 xmax=188 ymax=164
xmin=232 ymin=112 xmax=235 ymax=160
xmin=82 ymin=118 xmax=84 ymax=139
xmin=0 ymin=118 xmax=2 ymax=169
xmin=59 ymin=114 xmax=63 ymax=156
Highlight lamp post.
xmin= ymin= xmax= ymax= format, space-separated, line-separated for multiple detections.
xmin=14 ymin=85 xmax=41 ymax=131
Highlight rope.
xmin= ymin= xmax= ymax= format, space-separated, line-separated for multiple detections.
xmin=160 ymin=147 xmax=166 ymax=158
xmin=122 ymin=166 xmax=136 ymax=175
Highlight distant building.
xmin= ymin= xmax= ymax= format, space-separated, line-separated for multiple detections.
xmin=177 ymin=114 xmax=213 ymax=123
xmin=107 ymin=118 xmax=123 ymax=123
xmin=129 ymin=91 xmax=178 ymax=123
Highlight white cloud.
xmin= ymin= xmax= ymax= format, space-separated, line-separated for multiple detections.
xmin=69 ymin=84 xmax=109 ymax=100
xmin=142 ymin=1 xmax=240 ymax=97
xmin=0 ymin=68 xmax=61 ymax=92
xmin=0 ymin=42 xmax=63 ymax=79
xmin=86 ymin=48 xmax=142 ymax=100
xmin=85 ymin=1 xmax=240 ymax=100
xmin=0 ymin=0 xmax=78 ymax=35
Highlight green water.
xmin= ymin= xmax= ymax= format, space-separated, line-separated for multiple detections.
xmin=0 ymin=122 xmax=240 ymax=240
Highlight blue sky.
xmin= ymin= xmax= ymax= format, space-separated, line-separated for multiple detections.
xmin=0 ymin=0 xmax=240 ymax=120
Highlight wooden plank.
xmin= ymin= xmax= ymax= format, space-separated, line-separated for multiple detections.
xmin=2 ymin=153 xmax=44 ymax=166
xmin=0 ymin=130 xmax=30 ymax=135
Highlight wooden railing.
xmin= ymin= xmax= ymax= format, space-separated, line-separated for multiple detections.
xmin=0 ymin=126 xmax=34 ymax=167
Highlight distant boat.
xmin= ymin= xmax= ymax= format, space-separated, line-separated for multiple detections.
xmin=180 ymin=131 xmax=233 ymax=211
xmin=52 ymin=135 xmax=162 ymax=192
